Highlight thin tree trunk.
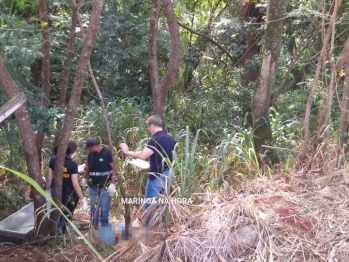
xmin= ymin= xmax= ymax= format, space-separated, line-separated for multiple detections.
xmin=54 ymin=3 xmax=78 ymax=146
xmin=338 ymin=39 xmax=349 ymax=152
xmin=74 ymin=0 xmax=131 ymax=234
xmin=271 ymin=22 xmax=321 ymax=105
xmin=58 ymin=4 xmax=78 ymax=108
xmin=241 ymin=1 xmax=263 ymax=126
xmin=149 ymin=0 xmax=161 ymax=116
xmin=313 ymin=0 xmax=342 ymax=149
xmin=36 ymin=0 xmax=51 ymax=167
xmin=177 ymin=22 xmax=235 ymax=64
xmin=299 ymin=0 xmax=342 ymax=163
xmin=314 ymin=66 xmax=337 ymax=148
xmin=181 ymin=1 xmax=229 ymax=92
xmin=241 ymin=0 xmax=262 ymax=86
xmin=0 ymin=57 xmax=48 ymax=236
xmin=149 ymin=0 xmax=181 ymax=118
xmin=49 ymin=0 xmax=105 ymax=236
xmin=251 ymin=0 xmax=288 ymax=155
xmin=38 ymin=0 xmax=50 ymax=109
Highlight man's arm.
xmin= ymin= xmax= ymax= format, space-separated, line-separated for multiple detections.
xmin=71 ymin=173 xmax=85 ymax=200
xmin=119 ymin=143 xmax=153 ymax=160
xmin=83 ymin=164 xmax=89 ymax=179
xmin=109 ymin=162 xmax=117 ymax=184
xmin=45 ymin=168 xmax=53 ymax=191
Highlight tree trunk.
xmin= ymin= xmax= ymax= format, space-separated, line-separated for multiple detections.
xmin=149 ymin=0 xmax=181 ymax=118
xmin=0 ymin=57 xmax=48 ymax=236
xmin=149 ymin=0 xmax=161 ymax=116
xmin=313 ymin=66 xmax=337 ymax=148
xmin=31 ymin=59 xmax=42 ymax=88
xmin=241 ymin=0 xmax=263 ymax=126
xmin=54 ymin=3 xmax=78 ymax=146
xmin=74 ymin=0 xmax=131 ymax=233
xmin=313 ymin=0 xmax=343 ymax=150
xmin=58 ymin=4 xmax=78 ymax=108
xmin=251 ymin=0 xmax=287 ymax=154
xmin=182 ymin=0 xmax=224 ymax=92
xmin=338 ymin=38 xmax=349 ymax=152
xmin=36 ymin=0 xmax=51 ymax=167
xmin=49 ymin=0 xmax=105 ymax=235
xmin=299 ymin=0 xmax=342 ymax=163
xmin=38 ymin=0 xmax=50 ymax=109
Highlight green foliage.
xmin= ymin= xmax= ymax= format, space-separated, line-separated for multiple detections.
xmin=166 ymin=83 xmax=245 ymax=143
xmin=0 ymin=0 xmax=38 ymax=16
xmin=3 ymin=0 xmax=349 ymax=238
xmin=0 ymin=184 xmax=28 ymax=211
xmin=87 ymin=0 xmax=174 ymax=99
xmin=0 ymin=17 xmax=41 ymax=77
xmin=73 ymin=98 xmax=152 ymax=147
xmin=269 ymin=107 xmax=298 ymax=148
xmin=211 ymin=128 xmax=259 ymax=185
xmin=0 ymin=120 xmax=26 ymax=171
xmin=171 ymin=127 xmax=205 ymax=198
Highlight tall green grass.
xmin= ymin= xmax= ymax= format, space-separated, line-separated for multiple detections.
xmin=171 ymin=127 xmax=206 ymax=198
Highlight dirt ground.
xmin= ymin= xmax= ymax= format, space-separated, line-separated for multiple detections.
xmin=1 ymin=170 xmax=348 ymax=261
xmin=0 ymin=244 xmax=72 ymax=262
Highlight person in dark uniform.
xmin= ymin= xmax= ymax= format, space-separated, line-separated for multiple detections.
xmin=82 ymin=137 xmax=117 ymax=229
xmin=49 ymin=141 xmax=88 ymax=233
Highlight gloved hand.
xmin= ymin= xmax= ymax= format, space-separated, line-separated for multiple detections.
xmin=81 ymin=197 xmax=88 ymax=211
xmin=107 ymin=183 xmax=116 ymax=197
xmin=82 ymin=178 xmax=88 ymax=188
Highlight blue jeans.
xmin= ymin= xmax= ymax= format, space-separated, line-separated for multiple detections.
xmin=58 ymin=188 xmax=79 ymax=234
xmin=58 ymin=216 xmax=67 ymax=234
xmin=143 ymin=170 xmax=170 ymax=226
xmin=89 ymin=187 xmax=111 ymax=228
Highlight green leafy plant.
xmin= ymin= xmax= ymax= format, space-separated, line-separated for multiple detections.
xmin=171 ymin=126 xmax=207 ymax=198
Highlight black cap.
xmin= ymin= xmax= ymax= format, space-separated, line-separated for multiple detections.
xmin=83 ymin=137 xmax=99 ymax=149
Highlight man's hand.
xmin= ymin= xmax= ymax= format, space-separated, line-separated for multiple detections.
xmin=107 ymin=183 xmax=116 ymax=196
xmin=81 ymin=197 xmax=88 ymax=211
xmin=119 ymin=143 xmax=129 ymax=154
xmin=82 ymin=178 xmax=88 ymax=188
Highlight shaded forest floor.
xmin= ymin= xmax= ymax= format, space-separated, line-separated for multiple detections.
xmin=1 ymin=168 xmax=349 ymax=261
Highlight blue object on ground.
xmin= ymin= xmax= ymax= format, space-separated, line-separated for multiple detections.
xmin=95 ymin=223 xmax=133 ymax=245
xmin=95 ymin=225 xmax=116 ymax=245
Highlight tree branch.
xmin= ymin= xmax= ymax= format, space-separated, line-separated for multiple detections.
xmin=177 ymin=21 xmax=235 ymax=63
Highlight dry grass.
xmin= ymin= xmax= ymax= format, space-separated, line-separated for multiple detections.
xmin=3 ymin=167 xmax=348 ymax=262
xmin=119 ymin=167 xmax=349 ymax=262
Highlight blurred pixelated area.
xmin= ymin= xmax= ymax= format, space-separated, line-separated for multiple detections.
xmin=94 ymin=223 xmax=151 ymax=245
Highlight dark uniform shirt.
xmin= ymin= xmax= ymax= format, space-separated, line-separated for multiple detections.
xmin=146 ymin=130 xmax=176 ymax=180
xmin=87 ymin=147 xmax=113 ymax=189
xmin=49 ymin=156 xmax=79 ymax=212
xmin=49 ymin=157 xmax=78 ymax=190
